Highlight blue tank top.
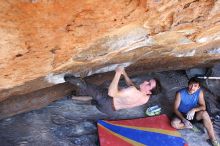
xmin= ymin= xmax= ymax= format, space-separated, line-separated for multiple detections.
xmin=178 ymin=88 xmax=201 ymax=114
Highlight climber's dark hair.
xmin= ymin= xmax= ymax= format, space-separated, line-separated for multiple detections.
xmin=188 ymin=77 xmax=201 ymax=86
xmin=151 ymin=78 xmax=162 ymax=95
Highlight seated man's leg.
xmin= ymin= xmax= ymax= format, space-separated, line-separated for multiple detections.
xmin=196 ymin=111 xmax=216 ymax=141
xmin=171 ymin=117 xmax=185 ymax=129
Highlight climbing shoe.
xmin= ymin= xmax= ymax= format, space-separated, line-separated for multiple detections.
xmin=211 ymin=140 xmax=220 ymax=146
xmin=64 ymin=74 xmax=87 ymax=89
xmin=207 ymin=139 xmax=220 ymax=146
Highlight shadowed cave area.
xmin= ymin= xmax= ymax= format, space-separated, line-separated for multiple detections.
xmin=0 ymin=64 xmax=220 ymax=146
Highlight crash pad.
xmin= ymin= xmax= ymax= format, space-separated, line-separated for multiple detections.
xmin=97 ymin=114 xmax=188 ymax=146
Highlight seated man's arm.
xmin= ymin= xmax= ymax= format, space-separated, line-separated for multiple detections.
xmin=122 ymin=69 xmax=135 ymax=87
xmin=186 ymin=90 xmax=206 ymax=120
xmin=174 ymin=92 xmax=186 ymax=121
xmin=194 ymin=90 xmax=206 ymax=112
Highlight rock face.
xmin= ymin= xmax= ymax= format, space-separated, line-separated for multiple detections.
xmin=1 ymin=0 xmax=220 ymax=118
xmin=0 ymin=70 xmax=219 ymax=146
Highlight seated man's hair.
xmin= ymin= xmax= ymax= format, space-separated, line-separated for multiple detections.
xmin=188 ymin=77 xmax=201 ymax=86
xmin=151 ymin=78 xmax=162 ymax=95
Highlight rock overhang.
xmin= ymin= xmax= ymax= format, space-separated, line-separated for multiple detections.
xmin=0 ymin=0 xmax=220 ymax=109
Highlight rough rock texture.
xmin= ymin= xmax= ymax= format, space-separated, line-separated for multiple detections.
xmin=1 ymin=0 xmax=220 ymax=98
xmin=0 ymin=70 xmax=219 ymax=146
xmin=0 ymin=83 xmax=74 ymax=119
xmin=1 ymin=0 xmax=220 ymax=118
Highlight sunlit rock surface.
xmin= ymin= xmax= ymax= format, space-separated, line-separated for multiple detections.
xmin=1 ymin=0 xmax=220 ymax=118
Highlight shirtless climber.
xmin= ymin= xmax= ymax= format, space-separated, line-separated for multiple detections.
xmin=64 ymin=66 xmax=161 ymax=115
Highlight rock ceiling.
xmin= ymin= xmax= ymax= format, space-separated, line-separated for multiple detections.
xmin=0 ymin=0 xmax=220 ymax=105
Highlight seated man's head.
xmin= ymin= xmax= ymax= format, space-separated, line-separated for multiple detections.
xmin=188 ymin=77 xmax=200 ymax=94
xmin=139 ymin=79 xmax=161 ymax=95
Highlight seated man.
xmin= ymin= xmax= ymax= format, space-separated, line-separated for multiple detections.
xmin=64 ymin=66 xmax=161 ymax=116
xmin=171 ymin=77 xmax=220 ymax=146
